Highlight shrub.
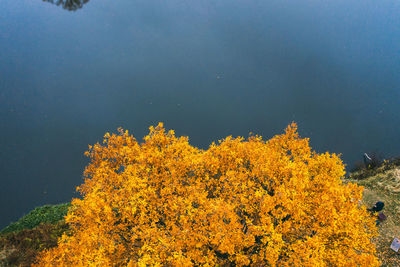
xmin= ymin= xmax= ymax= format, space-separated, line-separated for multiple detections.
xmin=349 ymin=161 xmax=365 ymax=173
xmin=0 ymin=203 xmax=71 ymax=235
xmin=365 ymin=152 xmax=384 ymax=170
xmin=35 ymin=123 xmax=379 ymax=266
xmin=0 ymin=221 xmax=70 ymax=267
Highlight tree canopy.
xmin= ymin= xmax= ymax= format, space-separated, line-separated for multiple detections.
xmin=35 ymin=123 xmax=379 ymax=266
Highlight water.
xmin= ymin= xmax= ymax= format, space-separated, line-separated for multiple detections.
xmin=0 ymin=0 xmax=399 ymax=229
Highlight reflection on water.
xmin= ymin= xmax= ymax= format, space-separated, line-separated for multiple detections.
xmin=43 ymin=0 xmax=90 ymax=11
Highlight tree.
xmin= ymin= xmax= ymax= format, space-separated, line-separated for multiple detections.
xmin=42 ymin=0 xmax=90 ymax=11
xmin=35 ymin=123 xmax=379 ymax=266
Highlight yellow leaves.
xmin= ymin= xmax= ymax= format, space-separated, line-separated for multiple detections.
xmin=35 ymin=122 xmax=379 ymax=266
xmin=254 ymin=190 xmax=263 ymax=199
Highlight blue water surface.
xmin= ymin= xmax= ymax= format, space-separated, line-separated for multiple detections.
xmin=0 ymin=0 xmax=399 ymax=228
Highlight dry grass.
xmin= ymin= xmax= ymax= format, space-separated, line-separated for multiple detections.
xmin=345 ymin=165 xmax=400 ymax=266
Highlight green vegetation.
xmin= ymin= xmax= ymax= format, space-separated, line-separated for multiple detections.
xmin=0 ymin=203 xmax=71 ymax=235
xmin=0 ymin=203 xmax=71 ymax=266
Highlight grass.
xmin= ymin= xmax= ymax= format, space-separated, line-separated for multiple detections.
xmin=345 ymin=159 xmax=400 ymax=266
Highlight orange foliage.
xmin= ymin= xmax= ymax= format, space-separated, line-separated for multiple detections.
xmin=35 ymin=123 xmax=379 ymax=266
